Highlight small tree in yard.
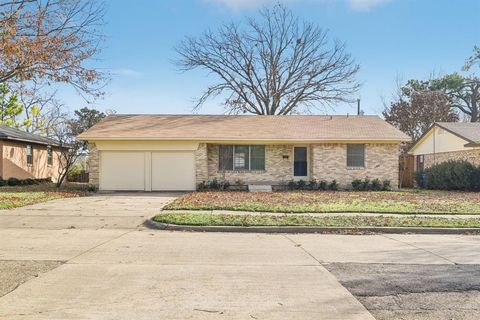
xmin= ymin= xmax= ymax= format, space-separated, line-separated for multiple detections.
xmin=53 ymin=107 xmax=106 ymax=187
xmin=176 ymin=4 xmax=359 ymax=115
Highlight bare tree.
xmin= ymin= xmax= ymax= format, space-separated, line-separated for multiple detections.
xmin=176 ymin=4 xmax=359 ymax=115
xmin=51 ymin=118 xmax=83 ymax=187
xmin=0 ymin=0 xmax=107 ymax=100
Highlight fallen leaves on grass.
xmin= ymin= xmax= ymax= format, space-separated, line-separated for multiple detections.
xmin=165 ymin=190 xmax=480 ymax=214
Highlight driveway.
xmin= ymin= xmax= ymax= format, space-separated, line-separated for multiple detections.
xmin=1 ymin=195 xmax=480 ymax=319
xmin=0 ymin=192 xmax=181 ymax=230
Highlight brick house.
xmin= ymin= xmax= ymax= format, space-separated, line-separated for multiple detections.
xmin=0 ymin=125 xmax=66 ymax=181
xmin=78 ymin=114 xmax=410 ymax=191
xmin=409 ymin=122 xmax=480 ymax=171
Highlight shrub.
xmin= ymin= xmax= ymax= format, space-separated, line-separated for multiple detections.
xmin=87 ymin=184 xmax=98 ymax=192
xmin=328 ymin=180 xmax=338 ymax=191
xmin=24 ymin=178 xmax=35 ymax=185
xmin=7 ymin=177 xmax=21 ymax=186
xmin=351 ymin=178 xmax=391 ymax=191
xmin=0 ymin=177 xmax=4 ymax=187
xmin=287 ymin=180 xmax=298 ymax=190
xmin=371 ymin=178 xmax=382 ymax=191
xmin=424 ymin=160 xmax=480 ymax=191
xmin=318 ymin=180 xmax=328 ymax=190
xmin=197 ymin=179 xmax=230 ymax=191
xmin=351 ymin=179 xmax=363 ymax=191
xmin=382 ymin=179 xmax=392 ymax=191
xmin=308 ymin=179 xmax=318 ymax=190
xmin=415 ymin=171 xmax=427 ymax=189
xmin=296 ymin=179 xmax=306 ymax=190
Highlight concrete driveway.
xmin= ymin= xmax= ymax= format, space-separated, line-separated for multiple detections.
xmin=0 ymin=192 xmax=181 ymax=230
xmin=1 ymin=194 xmax=480 ymax=319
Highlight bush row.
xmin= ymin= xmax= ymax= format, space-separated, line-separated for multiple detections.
xmin=287 ymin=179 xmax=338 ymax=191
xmin=0 ymin=177 xmax=52 ymax=187
xmin=415 ymin=160 xmax=480 ymax=191
xmin=197 ymin=178 xmax=392 ymax=191
xmin=351 ymin=178 xmax=391 ymax=191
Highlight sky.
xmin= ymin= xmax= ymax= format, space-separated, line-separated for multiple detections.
xmin=59 ymin=0 xmax=480 ymax=117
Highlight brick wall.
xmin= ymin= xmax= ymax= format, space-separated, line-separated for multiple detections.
xmin=311 ymin=143 xmax=399 ymax=188
xmin=203 ymin=143 xmax=400 ymax=188
xmin=88 ymin=143 xmax=99 ymax=187
xmin=422 ymin=149 xmax=480 ymax=169
xmin=1 ymin=140 xmax=63 ymax=181
xmin=205 ymin=144 xmax=294 ymax=184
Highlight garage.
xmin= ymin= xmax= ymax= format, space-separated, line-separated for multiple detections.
xmin=99 ymin=150 xmax=196 ymax=191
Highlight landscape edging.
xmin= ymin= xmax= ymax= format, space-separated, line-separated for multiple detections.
xmin=144 ymin=219 xmax=480 ymax=235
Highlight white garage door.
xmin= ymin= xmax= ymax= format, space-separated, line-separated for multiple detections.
xmin=152 ymin=152 xmax=195 ymax=191
xmin=99 ymin=151 xmax=195 ymax=191
xmin=100 ymin=152 xmax=145 ymax=191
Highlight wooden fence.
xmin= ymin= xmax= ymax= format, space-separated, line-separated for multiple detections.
xmin=399 ymin=155 xmax=414 ymax=188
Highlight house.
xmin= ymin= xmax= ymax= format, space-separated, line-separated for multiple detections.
xmin=409 ymin=122 xmax=480 ymax=171
xmin=0 ymin=125 xmax=65 ymax=181
xmin=78 ymin=114 xmax=410 ymax=191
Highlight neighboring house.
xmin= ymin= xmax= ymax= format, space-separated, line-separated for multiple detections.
xmin=78 ymin=114 xmax=410 ymax=191
xmin=0 ymin=125 xmax=65 ymax=181
xmin=409 ymin=122 xmax=480 ymax=171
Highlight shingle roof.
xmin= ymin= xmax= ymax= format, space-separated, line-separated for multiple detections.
xmin=436 ymin=122 xmax=480 ymax=146
xmin=78 ymin=114 xmax=410 ymax=142
xmin=0 ymin=125 xmax=60 ymax=146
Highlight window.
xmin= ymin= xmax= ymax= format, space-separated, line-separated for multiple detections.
xmin=347 ymin=144 xmax=365 ymax=167
xmin=416 ymin=155 xmax=424 ymax=171
xmin=47 ymin=146 xmax=53 ymax=165
xmin=250 ymin=145 xmax=265 ymax=170
xmin=26 ymin=145 xmax=33 ymax=165
xmin=219 ymin=145 xmax=265 ymax=171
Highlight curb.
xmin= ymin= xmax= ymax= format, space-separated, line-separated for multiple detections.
xmin=144 ymin=219 xmax=480 ymax=235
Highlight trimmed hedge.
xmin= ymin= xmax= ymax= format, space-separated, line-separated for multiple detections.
xmin=0 ymin=177 xmax=52 ymax=187
xmin=417 ymin=160 xmax=480 ymax=191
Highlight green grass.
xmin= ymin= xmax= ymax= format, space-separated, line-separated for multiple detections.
xmin=0 ymin=184 xmax=89 ymax=209
xmin=165 ymin=190 xmax=480 ymax=215
xmin=153 ymin=212 xmax=480 ymax=228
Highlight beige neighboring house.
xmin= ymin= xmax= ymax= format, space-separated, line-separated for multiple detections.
xmin=0 ymin=125 xmax=65 ymax=181
xmin=78 ymin=114 xmax=410 ymax=191
xmin=409 ymin=122 xmax=480 ymax=171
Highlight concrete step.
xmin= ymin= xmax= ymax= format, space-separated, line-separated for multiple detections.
xmin=248 ymin=185 xmax=273 ymax=192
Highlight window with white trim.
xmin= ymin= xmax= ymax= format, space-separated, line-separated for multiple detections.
xmin=219 ymin=145 xmax=265 ymax=171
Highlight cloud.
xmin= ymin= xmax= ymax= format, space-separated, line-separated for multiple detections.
xmin=113 ymin=68 xmax=142 ymax=77
xmin=203 ymin=0 xmax=391 ymax=11
xmin=347 ymin=0 xmax=391 ymax=10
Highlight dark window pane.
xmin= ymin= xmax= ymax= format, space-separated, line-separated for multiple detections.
xmin=234 ymin=145 xmax=249 ymax=170
xmin=250 ymin=145 xmax=265 ymax=170
xmin=47 ymin=146 xmax=53 ymax=165
xmin=347 ymin=144 xmax=365 ymax=167
xmin=294 ymin=147 xmax=308 ymax=176
xmin=26 ymin=145 xmax=33 ymax=165
xmin=219 ymin=145 xmax=233 ymax=171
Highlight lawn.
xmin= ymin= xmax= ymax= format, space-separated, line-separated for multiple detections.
xmin=164 ymin=190 xmax=480 ymax=215
xmin=0 ymin=183 xmax=90 ymax=210
xmin=153 ymin=212 xmax=480 ymax=228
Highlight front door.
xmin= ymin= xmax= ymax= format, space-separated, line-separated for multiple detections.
xmin=293 ymin=147 xmax=308 ymax=178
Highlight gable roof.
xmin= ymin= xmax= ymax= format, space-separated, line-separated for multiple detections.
xmin=0 ymin=124 xmax=61 ymax=147
xmin=408 ymin=122 xmax=480 ymax=153
xmin=78 ymin=114 xmax=410 ymax=142
xmin=436 ymin=122 xmax=480 ymax=147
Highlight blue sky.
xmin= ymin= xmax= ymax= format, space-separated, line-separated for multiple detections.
xmin=61 ymin=0 xmax=480 ymax=116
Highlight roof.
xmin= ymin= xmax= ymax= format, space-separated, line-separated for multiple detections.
xmin=78 ymin=114 xmax=410 ymax=142
xmin=436 ymin=122 xmax=480 ymax=147
xmin=0 ymin=124 xmax=61 ymax=146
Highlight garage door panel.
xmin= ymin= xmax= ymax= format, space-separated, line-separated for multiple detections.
xmin=152 ymin=152 xmax=195 ymax=191
xmin=100 ymin=152 xmax=145 ymax=191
